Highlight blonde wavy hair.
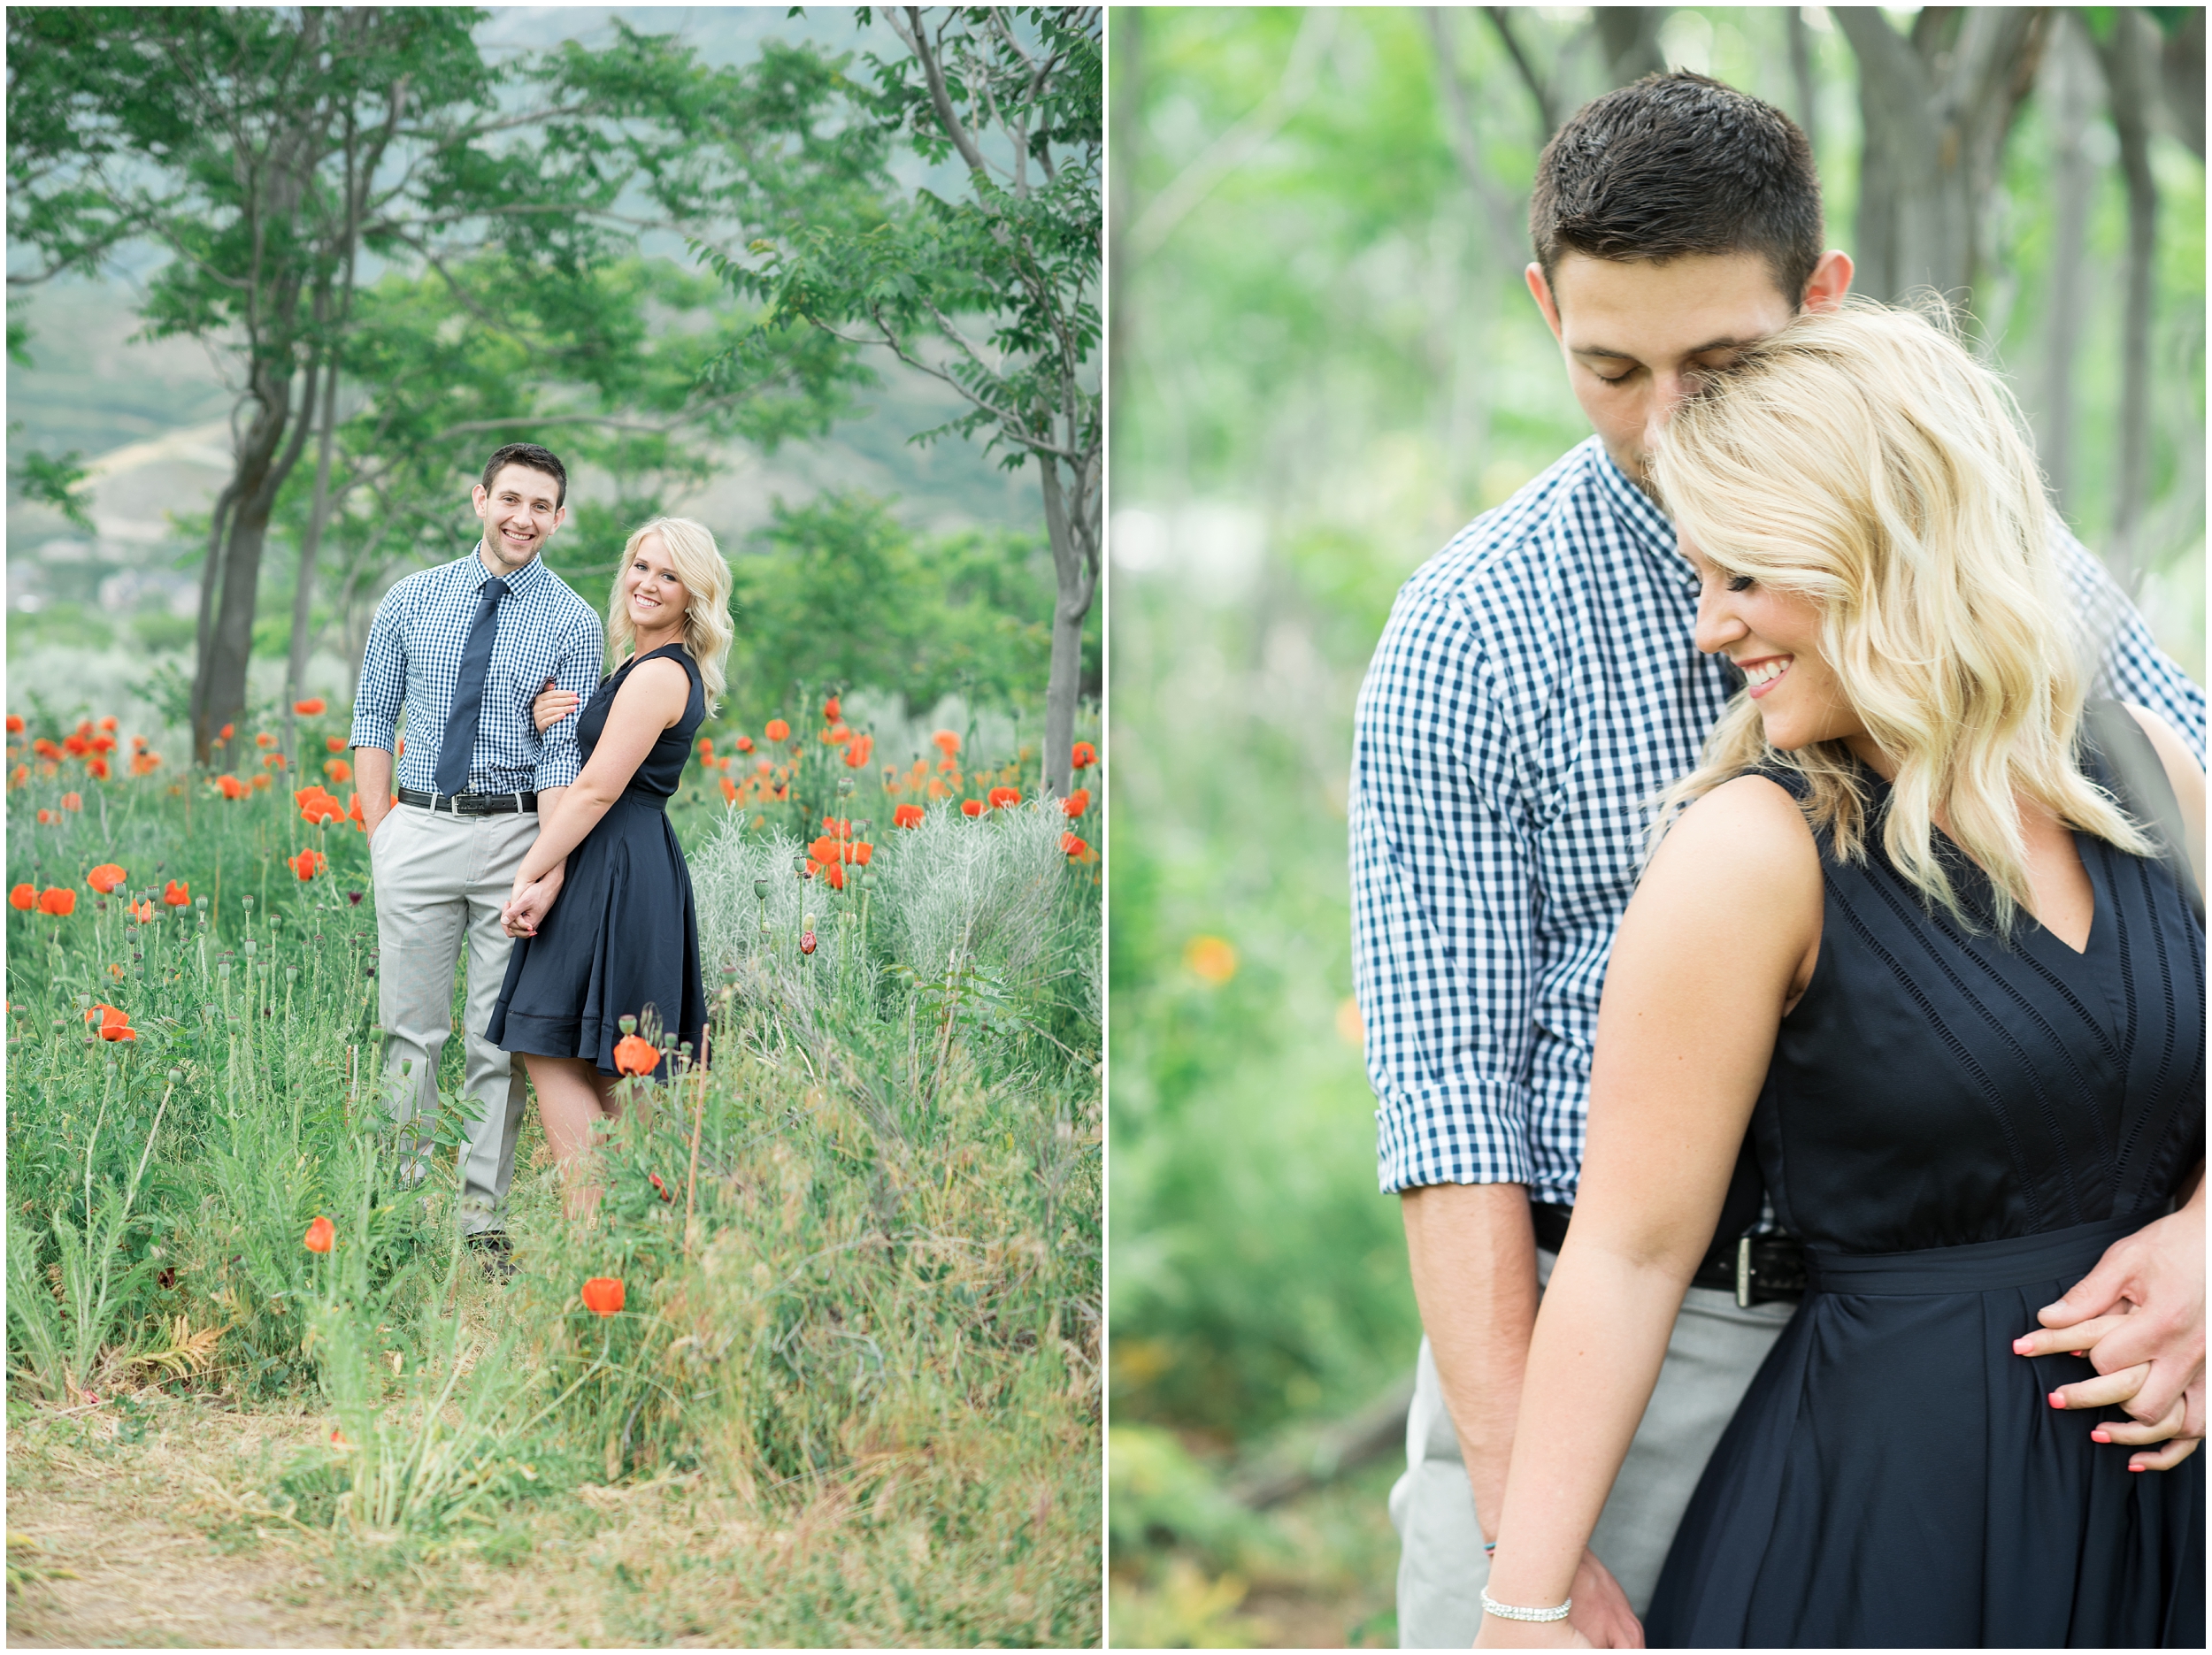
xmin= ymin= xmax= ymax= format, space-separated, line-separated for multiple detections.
xmin=606 ymin=516 xmax=733 ymax=716
xmin=1649 ymin=300 xmax=2154 ymax=931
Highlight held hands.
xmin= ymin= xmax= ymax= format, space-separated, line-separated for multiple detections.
xmin=533 ymin=677 xmax=580 ymax=734
xmin=2012 ymin=1196 xmax=2205 ymax=1471
xmin=502 ymin=863 xmax=565 ymax=938
xmin=1471 ymin=1550 xmax=1640 ymax=1650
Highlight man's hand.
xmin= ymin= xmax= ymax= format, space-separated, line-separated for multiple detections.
xmin=2013 ymin=1191 xmax=2203 ymax=1467
xmin=1566 ymin=1548 xmax=1642 ymax=1648
xmin=503 ymin=862 xmax=565 ymax=937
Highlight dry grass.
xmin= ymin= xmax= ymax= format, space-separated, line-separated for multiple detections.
xmin=11 ymin=1381 xmax=1100 ymax=1648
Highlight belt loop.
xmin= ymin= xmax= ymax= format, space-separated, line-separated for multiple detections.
xmin=1736 ymin=1237 xmax=1754 ymax=1309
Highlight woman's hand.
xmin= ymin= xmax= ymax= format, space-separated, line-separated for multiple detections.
xmin=2016 ymin=1309 xmax=2204 ymax=1471
xmin=533 ymin=677 xmax=580 ymax=734
xmin=503 ymin=864 xmax=565 ymax=938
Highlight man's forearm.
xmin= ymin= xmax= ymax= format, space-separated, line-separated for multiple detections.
xmin=1402 ymin=1181 xmax=1541 ymax=1536
xmin=354 ymin=747 xmax=395 ymax=837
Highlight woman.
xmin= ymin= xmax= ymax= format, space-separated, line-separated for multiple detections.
xmin=486 ymin=517 xmax=731 ymax=1218
xmin=1475 ymin=305 xmax=2203 ymax=1649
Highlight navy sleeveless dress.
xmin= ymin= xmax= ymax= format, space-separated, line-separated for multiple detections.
xmin=487 ymin=641 xmax=706 ymax=1079
xmin=1645 ymin=727 xmax=2205 ymax=1648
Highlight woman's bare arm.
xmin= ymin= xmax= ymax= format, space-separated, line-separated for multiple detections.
xmin=1477 ymin=776 xmax=1821 ymax=1647
xmin=511 ymin=657 xmax=689 ymax=892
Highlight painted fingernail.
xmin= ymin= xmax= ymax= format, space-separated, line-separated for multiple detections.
xmin=2070 ymin=1350 xmax=2087 ymax=1359
xmin=2091 ymin=1429 xmax=2111 ymax=1443
xmin=2129 ymin=1462 xmax=2146 ymax=1472
xmin=2048 ymin=1391 xmax=2067 ymax=1409
xmin=2012 ymin=1337 xmax=2034 ymax=1353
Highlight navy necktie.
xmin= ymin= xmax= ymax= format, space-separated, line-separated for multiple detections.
xmin=434 ymin=575 xmax=509 ymax=797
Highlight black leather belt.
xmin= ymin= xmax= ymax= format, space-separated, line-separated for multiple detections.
xmin=1531 ymin=1200 xmax=1807 ymax=1307
xmin=396 ymin=785 xmax=538 ymax=816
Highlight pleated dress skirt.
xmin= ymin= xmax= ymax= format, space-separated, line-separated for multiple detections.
xmin=487 ymin=792 xmax=704 ymax=1080
xmin=1645 ymin=1214 xmax=2205 ymax=1648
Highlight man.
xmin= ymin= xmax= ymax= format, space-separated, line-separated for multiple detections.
xmin=349 ymin=442 xmax=603 ymax=1269
xmin=1349 ymin=74 xmax=2206 ymax=1648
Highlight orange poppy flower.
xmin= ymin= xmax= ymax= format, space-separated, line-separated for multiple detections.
xmin=129 ymin=753 xmax=161 ymax=776
xmin=87 ymin=864 xmax=127 ymax=894
xmin=697 ymin=736 xmax=715 ymax=760
xmin=821 ymin=723 xmax=850 ymax=747
xmin=326 ymin=736 xmax=346 ymax=754
xmin=893 ymin=804 xmax=924 ymax=829
xmin=764 ymin=719 xmax=790 ymax=742
xmin=216 ymin=775 xmax=247 ymax=800
xmin=807 ymin=834 xmax=840 ymax=869
xmin=324 ymin=758 xmax=352 ymax=784
xmin=32 ymin=738 xmax=58 ymax=758
xmin=289 ymin=848 xmax=329 ymax=881
xmin=580 ymin=1277 xmax=625 ymax=1316
xmin=87 ymin=756 xmax=111 ymax=781
xmin=612 ymin=1033 xmax=659 ymax=1077
xmin=304 ymin=1216 xmax=334 ymax=1253
xmin=164 ymin=880 xmax=190 ymax=907
xmin=843 ymin=733 xmax=873 ymax=769
xmin=349 ymin=793 xmax=365 ymax=828
xmin=9 ymin=884 xmax=35 ymax=910
xmin=4 ymin=715 xmax=19 ymax=734
xmin=219 ymin=724 xmax=234 ymax=741
xmin=301 ymin=794 xmax=344 ymax=827
xmin=850 ymin=840 xmax=873 ymax=866
xmin=734 ymin=733 xmax=754 ymax=754
xmin=263 ymin=752 xmax=287 ymax=770
xmin=987 ymin=786 xmax=1021 ymax=810
xmin=97 ymin=716 xmax=118 ymax=732
xmin=36 ymin=809 xmax=54 ymax=825
xmin=1072 ymin=740 xmax=1097 ymax=770
xmin=396 ymin=738 xmax=404 ymax=757
xmin=251 ymin=774 xmax=272 ymax=792
xmin=9 ymin=764 xmax=26 ymax=786
xmin=61 ymin=792 xmax=81 ymax=811
xmin=1061 ymin=832 xmax=1088 ymax=861
xmin=932 ymin=730 xmax=960 ymax=758
xmin=823 ymin=696 xmax=841 ymax=723
xmin=127 ymin=898 xmax=156 ymax=923
xmin=89 ymin=734 xmax=116 ymax=755
xmin=294 ymin=698 xmax=326 ymax=717
xmin=720 ymin=775 xmax=737 ymax=805
xmin=961 ymin=798 xmax=987 ymax=818
xmin=63 ymin=734 xmax=89 ymax=757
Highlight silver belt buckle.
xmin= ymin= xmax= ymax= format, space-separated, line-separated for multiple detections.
xmin=1735 ymin=1237 xmax=1754 ymax=1309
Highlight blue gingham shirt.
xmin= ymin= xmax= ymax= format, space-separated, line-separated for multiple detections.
xmin=1351 ymin=437 xmax=2207 ymax=1200
xmin=349 ymin=547 xmax=603 ymax=794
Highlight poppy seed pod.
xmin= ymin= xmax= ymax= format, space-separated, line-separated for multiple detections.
xmin=800 ymin=931 xmax=818 ymax=955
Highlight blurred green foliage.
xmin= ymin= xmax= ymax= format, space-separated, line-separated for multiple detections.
xmin=1109 ymin=5 xmax=2204 ymax=1638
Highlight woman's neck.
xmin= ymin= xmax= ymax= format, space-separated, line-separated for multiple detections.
xmin=630 ymin=621 xmax=683 ymax=659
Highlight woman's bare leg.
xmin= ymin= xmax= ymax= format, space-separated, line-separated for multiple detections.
xmin=524 ymin=1054 xmax=618 ymax=1221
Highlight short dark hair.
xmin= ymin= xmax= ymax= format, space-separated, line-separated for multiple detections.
xmin=480 ymin=442 xmax=568 ymax=509
xmin=1530 ymin=73 xmax=1823 ymax=304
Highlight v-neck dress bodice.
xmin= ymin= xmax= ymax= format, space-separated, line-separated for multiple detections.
xmin=1647 ymin=717 xmax=2204 ymax=1648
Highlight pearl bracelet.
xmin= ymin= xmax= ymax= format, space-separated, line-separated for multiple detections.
xmin=1479 ymin=1586 xmax=1572 ymax=1624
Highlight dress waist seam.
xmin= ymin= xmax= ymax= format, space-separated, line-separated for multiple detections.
xmin=1804 ymin=1213 xmax=2145 ymax=1295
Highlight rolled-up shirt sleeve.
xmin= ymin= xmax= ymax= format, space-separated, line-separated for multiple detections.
xmin=349 ymin=582 xmax=409 ymax=753
xmin=2054 ymin=524 xmax=2205 ymax=760
xmin=532 ymin=614 xmax=603 ymax=792
xmin=1351 ymin=579 xmax=1542 ymax=1193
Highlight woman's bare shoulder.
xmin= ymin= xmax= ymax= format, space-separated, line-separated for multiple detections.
xmin=607 ymin=655 xmax=693 ymax=723
xmin=1644 ymin=772 xmax=1823 ymax=910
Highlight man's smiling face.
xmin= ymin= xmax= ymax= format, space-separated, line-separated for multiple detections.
xmin=472 ymin=463 xmax=565 ymax=574
xmin=1526 ymin=248 xmax=1851 ymax=489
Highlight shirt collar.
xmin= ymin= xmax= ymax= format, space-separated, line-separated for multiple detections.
xmin=468 ymin=541 xmax=549 ymax=598
xmin=1588 ymin=441 xmax=1694 ymax=585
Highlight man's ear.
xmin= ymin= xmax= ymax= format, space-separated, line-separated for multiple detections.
xmin=1525 ymin=262 xmax=1565 ymax=342
xmin=471 ymin=483 xmax=489 ymax=518
xmin=1801 ymin=249 xmax=1854 ymax=313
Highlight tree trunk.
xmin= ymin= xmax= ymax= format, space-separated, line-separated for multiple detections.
xmin=2092 ymin=8 xmax=2160 ymax=594
xmin=1596 ymin=9 xmax=1667 ymax=87
xmin=282 ymin=353 xmax=341 ymax=763
xmin=194 ymin=352 xmax=317 ymax=763
xmin=1037 ymin=453 xmax=1098 ymax=800
xmin=1786 ymin=6 xmax=1819 ymax=160
xmin=2036 ymin=11 xmax=2097 ymax=513
xmin=2159 ymin=8 xmax=2205 ymax=162
xmin=1833 ymin=8 xmax=2047 ymax=316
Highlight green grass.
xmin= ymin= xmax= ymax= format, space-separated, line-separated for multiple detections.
xmin=5 ymin=698 xmax=1101 ymax=1645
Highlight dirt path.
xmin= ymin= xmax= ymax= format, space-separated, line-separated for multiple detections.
xmin=7 ymin=1397 xmax=611 ymax=1648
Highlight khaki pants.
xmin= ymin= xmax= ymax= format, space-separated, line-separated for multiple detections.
xmin=369 ymin=803 xmax=536 ymax=1237
xmin=1389 ymin=1247 xmax=1797 ymax=1647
